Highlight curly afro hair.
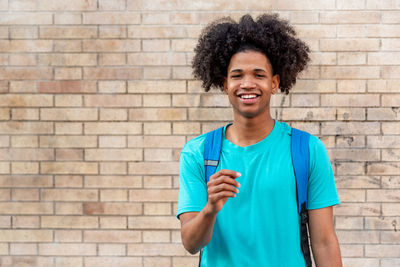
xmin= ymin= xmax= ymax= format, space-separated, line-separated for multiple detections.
xmin=192 ymin=14 xmax=310 ymax=94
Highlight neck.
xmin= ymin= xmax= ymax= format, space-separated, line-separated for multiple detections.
xmin=227 ymin=112 xmax=275 ymax=147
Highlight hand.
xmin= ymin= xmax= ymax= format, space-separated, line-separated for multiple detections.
xmin=205 ymin=169 xmax=241 ymax=215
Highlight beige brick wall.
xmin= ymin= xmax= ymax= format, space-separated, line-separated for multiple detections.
xmin=0 ymin=1 xmax=399 ymax=266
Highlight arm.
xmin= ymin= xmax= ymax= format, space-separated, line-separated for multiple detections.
xmin=179 ymin=169 xmax=241 ymax=254
xmin=308 ymin=206 xmax=342 ymax=267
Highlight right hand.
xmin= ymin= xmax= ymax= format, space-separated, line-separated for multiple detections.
xmin=205 ymin=169 xmax=241 ymax=215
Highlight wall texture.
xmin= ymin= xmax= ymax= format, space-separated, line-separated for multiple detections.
xmin=0 ymin=0 xmax=399 ymax=266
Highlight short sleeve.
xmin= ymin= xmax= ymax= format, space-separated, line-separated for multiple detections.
xmin=176 ymin=139 xmax=208 ymax=219
xmin=307 ymin=136 xmax=340 ymax=210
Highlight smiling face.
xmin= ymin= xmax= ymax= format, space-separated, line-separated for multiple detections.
xmin=223 ymin=50 xmax=280 ymax=120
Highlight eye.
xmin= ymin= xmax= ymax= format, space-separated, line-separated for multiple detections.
xmin=231 ymin=74 xmax=241 ymax=78
xmin=256 ymin=74 xmax=266 ymax=78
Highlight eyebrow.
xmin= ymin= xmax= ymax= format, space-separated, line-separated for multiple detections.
xmin=230 ymin=68 xmax=267 ymax=73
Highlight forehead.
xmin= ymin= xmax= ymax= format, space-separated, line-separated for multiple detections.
xmin=227 ymin=50 xmax=272 ymax=72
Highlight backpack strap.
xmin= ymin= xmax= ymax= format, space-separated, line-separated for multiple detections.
xmin=291 ymin=127 xmax=312 ymax=267
xmin=204 ymin=126 xmax=224 ymax=183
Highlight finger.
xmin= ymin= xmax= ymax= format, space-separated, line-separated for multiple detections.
xmin=209 ymin=191 xmax=237 ymax=202
xmin=207 ymin=175 xmax=241 ymax=188
xmin=210 ymin=169 xmax=241 ymax=181
xmin=207 ymin=183 xmax=239 ymax=195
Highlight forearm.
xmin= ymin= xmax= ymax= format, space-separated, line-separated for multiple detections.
xmin=181 ymin=205 xmax=217 ymax=254
xmin=312 ymin=236 xmax=342 ymax=267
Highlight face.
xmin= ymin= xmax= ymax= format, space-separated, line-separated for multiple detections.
xmin=223 ymin=50 xmax=280 ymax=119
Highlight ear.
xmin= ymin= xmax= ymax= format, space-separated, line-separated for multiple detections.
xmin=271 ymin=74 xmax=280 ymax=95
xmin=223 ymin=77 xmax=228 ymax=94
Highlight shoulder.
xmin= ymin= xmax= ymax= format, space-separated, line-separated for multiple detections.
xmin=181 ymin=132 xmax=208 ymax=157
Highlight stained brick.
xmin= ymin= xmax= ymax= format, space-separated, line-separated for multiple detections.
xmin=83 ymin=12 xmax=140 ymax=24
xmin=84 ymin=202 xmax=142 ymax=215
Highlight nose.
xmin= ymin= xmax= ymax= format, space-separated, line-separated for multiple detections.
xmin=240 ymin=75 xmax=256 ymax=89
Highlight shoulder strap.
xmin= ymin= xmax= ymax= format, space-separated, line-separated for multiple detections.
xmin=204 ymin=126 xmax=224 ymax=183
xmin=291 ymin=127 xmax=312 ymax=267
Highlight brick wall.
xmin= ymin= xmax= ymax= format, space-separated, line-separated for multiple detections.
xmin=0 ymin=0 xmax=399 ymax=266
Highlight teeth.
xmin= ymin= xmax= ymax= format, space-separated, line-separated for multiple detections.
xmin=240 ymin=94 xmax=257 ymax=99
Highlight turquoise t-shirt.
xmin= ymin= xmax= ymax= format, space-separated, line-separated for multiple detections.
xmin=177 ymin=120 xmax=340 ymax=267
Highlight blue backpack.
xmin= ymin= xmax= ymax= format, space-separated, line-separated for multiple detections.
xmin=202 ymin=126 xmax=312 ymax=267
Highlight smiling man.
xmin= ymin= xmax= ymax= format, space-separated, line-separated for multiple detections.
xmin=177 ymin=14 xmax=342 ymax=267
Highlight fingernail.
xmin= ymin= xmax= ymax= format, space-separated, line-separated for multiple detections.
xmin=236 ymin=172 xmax=241 ymax=176
xmin=237 ymin=183 xmax=241 ymax=188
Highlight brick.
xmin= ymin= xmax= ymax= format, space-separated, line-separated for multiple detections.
xmin=55 ymin=203 xmax=82 ymax=215
xmin=40 ymin=26 xmax=97 ymax=39
xmin=10 ymin=243 xmax=37 ymax=255
xmin=129 ymin=108 xmax=186 ymax=121
xmin=83 ymin=12 xmax=140 ymax=24
xmin=85 ymin=149 xmax=142 ymax=161
xmin=382 ymin=176 xmax=400 ymax=188
xmin=368 ymin=108 xmax=400 ymax=121
xmin=336 ymin=162 xmax=365 ymax=175
xmin=383 ymin=203 xmax=400 ymax=216
xmin=171 ymin=94 xmax=201 ymax=108
xmin=39 ymin=0 xmax=97 ymax=11
xmin=382 ymin=122 xmax=400 ymax=134
xmin=368 ymin=163 xmax=400 ymax=175
xmin=11 ymin=162 xmax=39 ymax=175
xmin=279 ymin=108 xmax=336 ymax=121
xmin=337 ymin=0 xmax=365 ymax=9
xmin=129 ymin=162 xmax=179 ymax=175
xmin=335 ymin=203 xmax=380 ymax=216
xmin=143 ymin=230 xmax=170 ymax=242
xmin=54 ymin=40 xmax=82 ymax=52
xmin=84 ymin=67 xmax=141 ymax=80
xmin=41 ymin=162 xmax=98 ymax=174
xmin=99 ymin=26 xmax=127 ymax=38
xmin=141 ymin=40 xmax=169 ymax=52
xmin=56 ymin=257 xmax=83 ymax=267
xmin=330 ymin=149 xmax=379 ymax=162
xmin=12 ymin=189 xmax=39 ymax=201
xmin=0 ymin=95 xmax=52 ymax=108
xmin=171 ymin=13 xmax=200 ymax=24
xmin=84 ymin=230 xmax=140 ymax=243
xmin=100 ymin=216 xmax=127 ymax=229
xmin=338 ymin=80 xmax=366 ymax=93
xmin=342 ymin=258 xmax=379 ymax=267
xmin=142 ymin=12 xmax=169 ymax=24
xmin=0 ymin=230 xmax=52 ymax=242
xmin=382 ymin=39 xmax=400 ymax=51
xmin=41 ymin=108 xmax=97 ymax=121
xmin=143 ymin=67 xmax=172 ymax=79
xmin=9 ymin=53 xmax=37 ymax=65
xmin=85 ymin=175 xmax=142 ymax=188
xmin=0 ymin=215 xmax=10 ymax=227
xmin=0 ymin=257 xmax=54 ymax=266
xmin=98 ymin=244 xmax=126 ymax=256
xmin=40 ymin=243 xmax=96 ymax=256
xmin=383 ymin=66 xmax=400 ymax=79
xmin=335 ymin=216 xmax=363 ymax=229
xmin=321 ymin=11 xmax=379 ymax=23
xmin=99 ymin=81 xmax=126 ymax=93
xmin=85 ymin=95 xmax=141 ymax=107
xmin=42 ymin=189 xmax=98 ymax=201
xmin=337 ymin=230 xmax=379 ymax=244
xmin=9 ymin=0 xmax=38 ymax=11
xmin=40 ymin=53 xmax=97 ymax=66
xmin=143 ymin=94 xmax=171 ymax=108
xmin=0 ymin=67 xmax=53 ymax=79
xmin=0 ymin=190 xmax=10 ymax=201
xmin=144 ymin=122 xmax=171 ymax=135
xmin=382 ymin=259 xmax=400 ymax=267
xmin=40 ymin=136 xmax=96 ymax=148
xmin=83 ymin=40 xmax=140 ymax=52
xmin=383 ymin=149 xmax=400 ymax=161
xmin=99 ymin=0 xmax=126 ymax=10
xmin=0 ymin=175 xmax=52 ymax=188
xmin=276 ymin=0 xmax=334 ymax=10
xmin=12 ymin=108 xmax=39 ymax=121
xmin=42 ymin=216 xmax=98 ymax=229
xmin=337 ymin=108 xmax=366 ymax=121
xmin=294 ymin=25 xmax=336 ymax=39
xmin=338 ymin=188 xmax=366 ymax=203
xmin=85 ymin=257 xmax=141 ymax=267
xmin=292 ymin=80 xmax=336 ymax=93
xmin=55 ymin=175 xmax=83 ymax=187
xmin=365 ymin=217 xmax=400 ymax=230
xmin=99 ymin=109 xmax=128 ymax=121
xmin=173 ymin=122 xmax=201 ymax=135
xmin=127 ymin=243 xmax=185 ymax=256
xmin=55 ymin=123 xmax=82 ymax=135
xmin=144 ymin=203 xmax=171 ymax=215
xmin=368 ymin=25 xmax=400 ymax=37
xmin=0 ymin=136 xmax=9 ymax=147
xmin=0 ymin=163 xmax=10 ymax=174
xmin=368 ymin=136 xmax=400 ymax=148
xmin=101 ymin=189 xmax=128 ymax=201
xmin=0 ymin=108 xmax=10 ymax=120
xmin=128 ymin=81 xmax=186 ymax=93
xmin=12 ymin=216 xmax=39 ymax=228
xmin=99 ymin=136 xmax=126 ymax=148
xmin=9 ymin=81 xmax=36 ymax=93
xmin=337 ymin=52 xmax=366 ymax=66
xmin=100 ymin=162 xmax=128 ymax=175
xmin=129 ymin=189 xmax=178 ymax=202
xmin=289 ymin=11 xmax=318 ymax=24
xmin=54 ymin=13 xmax=82 ymax=24
xmin=143 ymin=176 xmax=172 ymax=189
xmin=382 ymin=94 xmax=400 ymax=107
xmin=144 ymin=149 xmax=173 ymax=161
xmin=40 ymin=81 xmax=96 ymax=94
xmin=84 ymin=202 xmax=142 ymax=215
xmin=336 ymin=175 xmax=380 ymax=189
xmin=99 ymin=53 xmax=126 ymax=66
xmin=321 ymin=122 xmax=380 ymax=135
xmin=128 ymin=52 xmax=186 ymax=66
xmin=369 ymin=52 xmax=400 ymax=65
xmin=0 ymin=13 xmax=52 ymax=25
xmin=366 ymin=245 xmax=400 ymax=257
xmin=0 ymin=148 xmax=53 ymax=161
xmin=321 ymin=39 xmax=379 ymax=52
xmin=85 ymin=122 xmax=142 ymax=136
xmin=144 ymin=257 xmax=172 ymax=267
xmin=57 ymin=148 xmax=85 ymax=161
xmin=134 ymin=136 xmax=185 ymax=148
xmin=188 ymin=108 xmax=233 ymax=121
xmin=128 ymin=26 xmax=186 ymax=38
xmin=55 ymin=95 xmax=82 ymax=107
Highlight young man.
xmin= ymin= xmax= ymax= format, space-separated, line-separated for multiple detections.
xmin=177 ymin=14 xmax=342 ymax=267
